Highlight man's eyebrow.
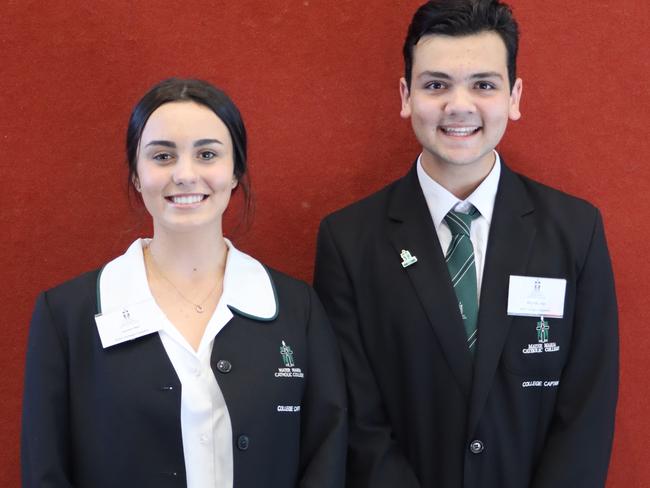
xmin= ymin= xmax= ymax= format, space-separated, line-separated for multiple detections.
xmin=145 ymin=140 xmax=176 ymax=148
xmin=193 ymin=138 xmax=223 ymax=147
xmin=470 ymin=72 xmax=504 ymax=80
xmin=418 ymin=71 xmax=452 ymax=80
xmin=417 ymin=71 xmax=504 ymax=80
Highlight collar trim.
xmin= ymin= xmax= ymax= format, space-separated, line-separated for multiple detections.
xmin=96 ymin=265 xmax=105 ymax=314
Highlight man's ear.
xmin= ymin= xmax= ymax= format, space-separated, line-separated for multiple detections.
xmin=399 ymin=77 xmax=412 ymax=119
xmin=508 ymin=78 xmax=523 ymax=121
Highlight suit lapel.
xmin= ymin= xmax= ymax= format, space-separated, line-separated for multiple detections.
xmin=468 ymin=163 xmax=536 ymax=434
xmin=387 ymin=164 xmax=473 ymax=398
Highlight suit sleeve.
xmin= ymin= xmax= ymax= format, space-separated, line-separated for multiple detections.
xmin=314 ymin=218 xmax=421 ymax=488
xmin=22 ymin=292 xmax=75 ymax=488
xmin=298 ymin=285 xmax=348 ymax=488
xmin=531 ymin=210 xmax=618 ymax=488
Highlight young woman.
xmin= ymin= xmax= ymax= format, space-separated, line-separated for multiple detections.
xmin=22 ymin=78 xmax=347 ymax=488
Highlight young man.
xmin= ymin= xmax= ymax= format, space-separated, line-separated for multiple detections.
xmin=313 ymin=1 xmax=618 ymax=487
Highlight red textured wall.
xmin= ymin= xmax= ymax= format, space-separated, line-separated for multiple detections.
xmin=2 ymin=1 xmax=648 ymax=485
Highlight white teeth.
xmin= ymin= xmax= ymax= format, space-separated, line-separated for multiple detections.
xmin=441 ymin=127 xmax=479 ymax=135
xmin=171 ymin=195 xmax=204 ymax=205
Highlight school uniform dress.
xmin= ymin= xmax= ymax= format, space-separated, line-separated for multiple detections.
xmin=22 ymin=239 xmax=347 ymax=488
xmin=313 ymin=154 xmax=618 ymax=488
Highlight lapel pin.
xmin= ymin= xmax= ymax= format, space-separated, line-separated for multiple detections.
xmin=400 ymin=249 xmax=418 ymax=268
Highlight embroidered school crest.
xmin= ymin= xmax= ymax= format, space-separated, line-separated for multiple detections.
xmin=274 ymin=340 xmax=304 ymax=379
xmin=280 ymin=340 xmax=295 ymax=367
xmin=536 ymin=317 xmax=549 ymax=343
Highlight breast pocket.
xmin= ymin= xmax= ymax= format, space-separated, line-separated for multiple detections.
xmin=501 ymin=315 xmax=572 ymax=377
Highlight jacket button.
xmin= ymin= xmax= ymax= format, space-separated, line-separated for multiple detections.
xmin=216 ymin=360 xmax=232 ymax=373
xmin=469 ymin=440 xmax=484 ymax=454
xmin=237 ymin=435 xmax=250 ymax=451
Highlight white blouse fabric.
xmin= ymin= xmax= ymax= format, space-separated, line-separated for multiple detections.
xmin=95 ymin=238 xmax=277 ymax=488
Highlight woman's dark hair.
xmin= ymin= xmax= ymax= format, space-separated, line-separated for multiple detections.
xmin=403 ymin=0 xmax=519 ymax=91
xmin=126 ymin=78 xmax=252 ymax=226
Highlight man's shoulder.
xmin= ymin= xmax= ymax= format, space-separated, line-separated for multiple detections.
xmin=512 ymin=168 xmax=599 ymax=218
xmin=321 ymin=176 xmax=404 ymax=228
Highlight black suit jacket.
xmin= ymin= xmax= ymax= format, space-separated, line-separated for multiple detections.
xmin=313 ymin=161 xmax=618 ymax=488
xmin=22 ymin=266 xmax=347 ymax=488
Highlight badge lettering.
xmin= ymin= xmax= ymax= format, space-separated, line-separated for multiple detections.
xmin=522 ymin=380 xmax=560 ymax=388
xmin=95 ymin=300 xmax=161 ymax=348
xmin=277 ymin=405 xmax=301 ymax=412
xmin=507 ymin=276 xmax=567 ymax=318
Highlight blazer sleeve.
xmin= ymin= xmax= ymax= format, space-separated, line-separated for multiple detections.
xmin=22 ymin=292 xmax=75 ymax=487
xmin=531 ymin=210 xmax=618 ymax=488
xmin=298 ymin=285 xmax=348 ymax=488
xmin=314 ymin=218 xmax=421 ymax=488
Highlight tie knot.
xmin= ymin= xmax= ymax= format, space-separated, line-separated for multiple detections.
xmin=444 ymin=207 xmax=479 ymax=237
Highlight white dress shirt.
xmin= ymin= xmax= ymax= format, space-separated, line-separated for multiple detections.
xmin=95 ymin=238 xmax=277 ymax=488
xmin=416 ymin=151 xmax=501 ymax=299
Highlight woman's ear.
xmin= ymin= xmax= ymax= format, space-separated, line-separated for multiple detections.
xmin=133 ymin=175 xmax=142 ymax=192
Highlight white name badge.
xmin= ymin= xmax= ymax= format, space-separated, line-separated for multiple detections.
xmin=95 ymin=299 xmax=162 ymax=348
xmin=507 ymin=275 xmax=566 ymax=318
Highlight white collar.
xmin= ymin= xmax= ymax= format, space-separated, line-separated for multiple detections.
xmin=416 ymin=151 xmax=501 ymax=226
xmin=97 ymin=238 xmax=278 ymax=322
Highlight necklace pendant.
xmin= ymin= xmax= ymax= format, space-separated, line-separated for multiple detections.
xmin=195 ymin=305 xmax=204 ymax=313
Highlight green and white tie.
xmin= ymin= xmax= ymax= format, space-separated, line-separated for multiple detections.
xmin=444 ymin=207 xmax=480 ymax=355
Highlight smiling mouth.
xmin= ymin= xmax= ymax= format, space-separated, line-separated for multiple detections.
xmin=439 ymin=126 xmax=481 ymax=136
xmin=165 ymin=194 xmax=208 ymax=205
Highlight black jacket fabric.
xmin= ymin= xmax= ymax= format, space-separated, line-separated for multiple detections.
xmin=314 ymin=161 xmax=618 ymax=488
xmin=23 ymin=263 xmax=347 ymax=488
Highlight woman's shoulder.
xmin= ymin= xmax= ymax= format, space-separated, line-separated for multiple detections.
xmin=41 ymin=240 xmax=143 ymax=310
xmin=261 ymin=266 xmax=327 ymax=323
xmin=263 ymin=266 xmax=312 ymax=298
xmin=41 ymin=268 xmax=101 ymax=310
xmin=227 ymin=243 xmax=315 ymax=313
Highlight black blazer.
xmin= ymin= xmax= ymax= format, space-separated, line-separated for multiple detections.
xmin=313 ymin=161 xmax=618 ymax=488
xmin=22 ymin=266 xmax=347 ymax=488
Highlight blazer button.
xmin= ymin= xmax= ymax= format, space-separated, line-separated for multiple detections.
xmin=469 ymin=440 xmax=484 ymax=454
xmin=237 ymin=435 xmax=250 ymax=451
xmin=216 ymin=360 xmax=232 ymax=373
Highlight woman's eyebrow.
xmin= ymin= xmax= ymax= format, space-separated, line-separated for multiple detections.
xmin=193 ymin=138 xmax=223 ymax=147
xmin=145 ymin=140 xmax=176 ymax=148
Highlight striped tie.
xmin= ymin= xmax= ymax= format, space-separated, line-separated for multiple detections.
xmin=444 ymin=207 xmax=480 ymax=355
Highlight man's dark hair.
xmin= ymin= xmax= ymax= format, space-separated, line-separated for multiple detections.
xmin=403 ymin=0 xmax=519 ymax=90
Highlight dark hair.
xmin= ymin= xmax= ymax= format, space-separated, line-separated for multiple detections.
xmin=403 ymin=0 xmax=519 ymax=90
xmin=126 ymin=78 xmax=252 ymax=226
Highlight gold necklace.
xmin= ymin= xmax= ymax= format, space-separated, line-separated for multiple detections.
xmin=145 ymin=247 xmax=220 ymax=313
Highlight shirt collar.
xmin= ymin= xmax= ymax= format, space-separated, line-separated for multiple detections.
xmin=222 ymin=239 xmax=278 ymax=321
xmin=97 ymin=238 xmax=278 ymax=322
xmin=416 ymin=151 xmax=501 ymax=227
